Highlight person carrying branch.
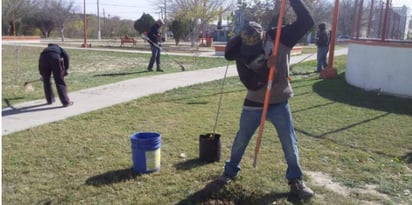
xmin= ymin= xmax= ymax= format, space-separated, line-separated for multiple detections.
xmin=218 ymin=0 xmax=315 ymax=199
xmin=39 ymin=43 xmax=72 ymax=107
xmin=147 ymin=19 xmax=165 ymax=72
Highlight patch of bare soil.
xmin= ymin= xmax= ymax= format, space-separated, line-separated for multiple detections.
xmin=306 ymin=171 xmax=391 ymax=205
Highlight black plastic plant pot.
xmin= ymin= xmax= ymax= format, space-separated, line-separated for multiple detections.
xmin=199 ymin=133 xmax=221 ymax=163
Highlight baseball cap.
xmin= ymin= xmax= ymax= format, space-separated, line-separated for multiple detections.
xmin=240 ymin=21 xmax=264 ymax=56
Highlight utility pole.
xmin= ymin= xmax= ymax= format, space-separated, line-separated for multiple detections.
xmin=160 ymin=7 xmax=163 ymax=19
xmin=164 ymin=0 xmax=167 ymax=41
xmin=97 ymin=0 xmax=101 ymax=40
xmin=82 ymin=0 xmax=89 ymax=47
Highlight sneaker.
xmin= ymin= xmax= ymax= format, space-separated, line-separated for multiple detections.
xmin=147 ymin=68 xmax=153 ymax=72
xmin=156 ymin=69 xmax=164 ymax=72
xmin=217 ymin=174 xmax=233 ymax=185
xmin=289 ymin=180 xmax=314 ymax=199
xmin=63 ymin=101 xmax=74 ymax=107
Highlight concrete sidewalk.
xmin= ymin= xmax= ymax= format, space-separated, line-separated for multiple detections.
xmin=2 ymin=48 xmax=347 ymax=135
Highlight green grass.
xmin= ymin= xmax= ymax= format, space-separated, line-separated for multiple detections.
xmin=2 ymin=45 xmax=412 ymax=205
xmin=2 ymin=44 xmax=228 ymax=107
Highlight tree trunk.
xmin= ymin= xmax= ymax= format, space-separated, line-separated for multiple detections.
xmin=60 ymin=26 xmax=65 ymax=42
xmin=13 ymin=20 xmax=16 ymax=36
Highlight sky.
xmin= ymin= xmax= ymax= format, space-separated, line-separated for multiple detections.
xmin=73 ymin=0 xmax=412 ymax=21
xmin=73 ymin=0 xmax=162 ymax=21
xmin=392 ymin=0 xmax=412 ymax=8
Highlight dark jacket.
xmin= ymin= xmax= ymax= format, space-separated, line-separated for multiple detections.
xmin=148 ymin=23 xmax=161 ymax=45
xmin=224 ymin=0 xmax=314 ymax=107
xmin=316 ymin=29 xmax=329 ymax=47
xmin=40 ymin=44 xmax=70 ymax=70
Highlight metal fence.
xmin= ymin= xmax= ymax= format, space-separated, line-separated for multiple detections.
xmin=351 ymin=0 xmax=411 ymax=41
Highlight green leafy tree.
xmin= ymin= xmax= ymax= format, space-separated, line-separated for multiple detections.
xmin=134 ymin=13 xmax=155 ymax=34
xmin=169 ymin=18 xmax=190 ymax=45
xmin=170 ymin=0 xmax=235 ymax=46
xmin=119 ymin=20 xmax=138 ymax=37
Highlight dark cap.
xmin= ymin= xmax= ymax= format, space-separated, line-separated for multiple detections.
xmin=318 ymin=23 xmax=326 ymax=30
xmin=240 ymin=21 xmax=263 ymax=56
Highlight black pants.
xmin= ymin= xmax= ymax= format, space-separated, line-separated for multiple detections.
xmin=147 ymin=44 xmax=161 ymax=70
xmin=39 ymin=54 xmax=70 ymax=105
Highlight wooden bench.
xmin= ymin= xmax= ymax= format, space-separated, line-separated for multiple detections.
xmin=214 ymin=45 xmax=226 ymax=56
xmin=291 ymin=46 xmax=303 ymax=55
xmin=120 ymin=36 xmax=137 ymax=47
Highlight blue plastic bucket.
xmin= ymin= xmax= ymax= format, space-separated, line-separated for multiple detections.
xmin=130 ymin=132 xmax=161 ymax=173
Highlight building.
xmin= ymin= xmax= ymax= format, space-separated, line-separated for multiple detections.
xmin=392 ymin=5 xmax=411 ymax=40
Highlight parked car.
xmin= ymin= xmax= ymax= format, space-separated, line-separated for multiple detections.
xmin=337 ymin=35 xmax=351 ymax=42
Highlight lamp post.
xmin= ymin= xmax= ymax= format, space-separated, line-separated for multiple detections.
xmin=82 ymin=0 xmax=89 ymax=47
xmin=97 ymin=0 xmax=101 ymax=40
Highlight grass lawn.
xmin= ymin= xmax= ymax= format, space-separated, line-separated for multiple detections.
xmin=2 ymin=44 xmax=412 ymax=205
xmin=2 ymin=44 xmax=228 ymax=107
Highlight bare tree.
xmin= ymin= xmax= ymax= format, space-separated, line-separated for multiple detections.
xmin=31 ymin=0 xmax=76 ymax=39
xmin=170 ymin=0 xmax=235 ymax=46
xmin=305 ymin=0 xmax=334 ymax=25
xmin=48 ymin=0 xmax=77 ymax=41
xmin=33 ymin=2 xmax=55 ymax=38
xmin=236 ymin=0 xmax=332 ymax=30
xmin=2 ymin=0 xmax=38 ymax=35
xmin=338 ymin=0 xmax=356 ymax=36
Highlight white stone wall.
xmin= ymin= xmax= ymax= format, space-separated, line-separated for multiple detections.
xmin=345 ymin=42 xmax=412 ymax=98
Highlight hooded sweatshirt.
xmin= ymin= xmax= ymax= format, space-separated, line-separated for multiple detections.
xmin=224 ymin=0 xmax=314 ymax=108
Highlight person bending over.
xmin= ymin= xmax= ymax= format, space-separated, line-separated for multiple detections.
xmin=38 ymin=43 xmax=72 ymax=107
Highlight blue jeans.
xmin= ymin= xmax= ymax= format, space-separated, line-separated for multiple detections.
xmin=148 ymin=44 xmax=161 ymax=70
xmin=223 ymin=101 xmax=303 ymax=182
xmin=317 ymin=46 xmax=329 ymax=72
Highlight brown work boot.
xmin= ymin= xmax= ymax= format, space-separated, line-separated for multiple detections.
xmin=289 ymin=179 xmax=314 ymax=199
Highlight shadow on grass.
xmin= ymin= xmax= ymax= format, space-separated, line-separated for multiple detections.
xmin=93 ymin=70 xmax=148 ymax=77
xmin=400 ymin=152 xmax=412 ymax=166
xmin=291 ymin=70 xmax=318 ymax=76
xmin=185 ymin=101 xmax=209 ymax=105
xmin=293 ymin=91 xmax=317 ymax=98
xmin=312 ymin=72 xmax=412 ymax=115
xmin=175 ymin=179 xmax=307 ymax=205
xmin=293 ymin=102 xmax=335 ymax=113
xmin=295 ymin=112 xmax=390 ymax=139
xmin=85 ymin=167 xmax=140 ymax=186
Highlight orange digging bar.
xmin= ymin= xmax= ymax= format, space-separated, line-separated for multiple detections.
xmin=253 ymin=0 xmax=287 ymax=168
